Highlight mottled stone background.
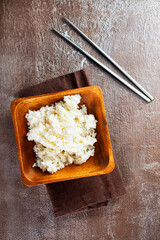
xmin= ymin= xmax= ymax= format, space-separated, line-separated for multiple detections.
xmin=0 ymin=0 xmax=160 ymax=239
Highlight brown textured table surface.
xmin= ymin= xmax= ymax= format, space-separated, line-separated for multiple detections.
xmin=1 ymin=0 xmax=160 ymax=239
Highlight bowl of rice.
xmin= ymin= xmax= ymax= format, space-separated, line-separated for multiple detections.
xmin=11 ymin=86 xmax=115 ymax=186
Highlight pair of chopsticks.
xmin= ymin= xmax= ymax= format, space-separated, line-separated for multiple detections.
xmin=52 ymin=18 xmax=154 ymax=103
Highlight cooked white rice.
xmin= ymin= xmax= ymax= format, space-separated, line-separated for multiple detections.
xmin=25 ymin=94 xmax=97 ymax=173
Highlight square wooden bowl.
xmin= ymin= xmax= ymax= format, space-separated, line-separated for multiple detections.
xmin=11 ymin=86 xmax=115 ymax=186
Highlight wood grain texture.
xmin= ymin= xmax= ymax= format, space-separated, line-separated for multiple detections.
xmin=0 ymin=0 xmax=160 ymax=239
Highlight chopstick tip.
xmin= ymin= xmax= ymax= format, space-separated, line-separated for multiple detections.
xmin=51 ymin=28 xmax=58 ymax=34
xmin=150 ymin=96 xmax=154 ymax=101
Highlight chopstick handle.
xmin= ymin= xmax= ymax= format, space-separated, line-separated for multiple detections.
xmin=52 ymin=29 xmax=151 ymax=103
xmin=65 ymin=17 xmax=154 ymax=101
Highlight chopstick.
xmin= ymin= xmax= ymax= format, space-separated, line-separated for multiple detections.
xmin=52 ymin=28 xmax=151 ymax=102
xmin=64 ymin=17 xmax=154 ymax=101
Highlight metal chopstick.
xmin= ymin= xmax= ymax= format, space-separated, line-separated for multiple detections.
xmin=64 ymin=17 xmax=154 ymax=101
xmin=52 ymin=28 xmax=151 ymax=102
